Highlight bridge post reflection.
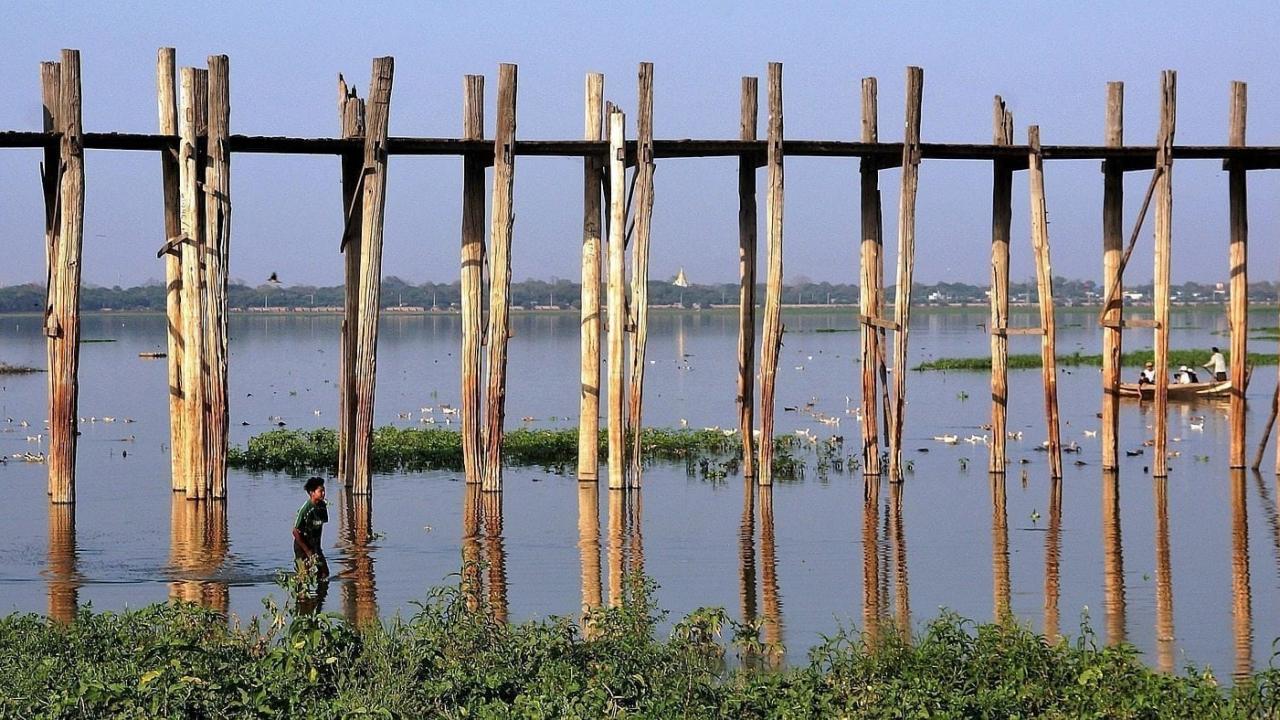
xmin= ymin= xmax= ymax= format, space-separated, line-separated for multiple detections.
xmin=862 ymin=476 xmax=882 ymax=640
xmin=337 ymin=489 xmax=378 ymax=626
xmin=1043 ymin=476 xmax=1062 ymax=642
xmin=989 ymin=472 xmax=1010 ymax=625
xmin=481 ymin=490 xmax=508 ymax=624
xmin=1101 ymin=470 xmax=1127 ymax=645
xmin=888 ymin=481 xmax=909 ymax=635
xmin=607 ymin=488 xmax=644 ymax=607
xmin=167 ymin=496 xmax=229 ymax=614
xmin=47 ymin=504 xmax=78 ymax=623
xmin=759 ymin=484 xmax=783 ymax=666
xmin=1153 ymin=476 xmax=1175 ymax=673
xmin=1230 ymin=469 xmax=1253 ymax=683
xmin=577 ymin=482 xmax=602 ymax=635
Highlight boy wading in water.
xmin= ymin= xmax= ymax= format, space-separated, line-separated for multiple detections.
xmin=293 ymin=477 xmax=330 ymax=580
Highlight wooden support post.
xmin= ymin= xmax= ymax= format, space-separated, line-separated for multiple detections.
xmin=887 ymin=67 xmax=924 ymax=481
xmin=178 ymin=67 xmax=209 ymax=500
xmin=757 ymin=62 xmax=784 ymax=487
xmin=351 ymin=57 xmax=394 ymax=495
xmin=606 ymin=109 xmax=627 ymax=490
xmin=860 ymin=78 xmax=883 ymax=476
xmin=156 ymin=49 xmax=186 ymax=493
xmin=578 ymin=73 xmax=604 ymax=483
xmin=1028 ymin=126 xmax=1063 ymax=479
xmin=461 ymin=75 xmax=486 ymax=484
xmin=988 ymin=97 xmax=1013 ymax=473
xmin=481 ymin=64 xmax=517 ymax=493
xmin=337 ymin=77 xmax=366 ymax=487
xmin=737 ymin=77 xmax=759 ymax=480
xmin=40 ymin=61 xmax=61 ymax=498
xmin=46 ymin=50 xmax=84 ymax=505
xmin=1101 ymin=83 xmax=1124 ymax=471
xmin=203 ymin=55 xmax=231 ymax=499
xmin=1228 ymin=81 xmax=1248 ymax=468
xmin=627 ymin=63 xmax=656 ymax=487
xmin=1152 ymin=71 xmax=1176 ymax=478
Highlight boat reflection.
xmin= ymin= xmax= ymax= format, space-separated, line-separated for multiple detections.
xmin=337 ymin=489 xmax=378 ymax=626
xmin=167 ymin=496 xmax=229 ymax=613
xmin=1101 ymin=470 xmax=1127 ymax=645
xmin=47 ymin=504 xmax=78 ymax=623
xmin=1153 ymin=476 xmax=1175 ymax=673
xmin=1230 ymin=469 xmax=1253 ymax=683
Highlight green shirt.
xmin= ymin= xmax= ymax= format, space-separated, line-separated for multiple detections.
xmin=294 ymin=499 xmax=328 ymax=554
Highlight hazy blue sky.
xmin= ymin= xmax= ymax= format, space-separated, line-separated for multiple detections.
xmin=1 ymin=1 xmax=1278 ymax=288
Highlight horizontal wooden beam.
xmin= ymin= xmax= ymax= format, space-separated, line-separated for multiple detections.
xmin=1099 ymin=317 xmax=1161 ymax=329
xmin=859 ymin=314 xmax=900 ymax=331
xmin=4 ymin=130 xmax=1280 ymax=167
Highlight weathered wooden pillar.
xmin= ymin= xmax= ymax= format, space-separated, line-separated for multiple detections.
xmin=887 ymin=67 xmax=924 ymax=481
xmin=1228 ymin=82 xmax=1248 ymax=468
xmin=988 ymin=97 xmax=1013 ymax=473
xmin=737 ymin=77 xmax=759 ymax=480
xmin=606 ymin=109 xmax=627 ymax=490
xmin=40 ymin=62 xmax=60 ymax=497
xmin=481 ymin=63 xmax=517 ymax=493
xmin=757 ymin=62 xmax=784 ymax=487
xmin=990 ymin=473 xmax=1011 ymax=624
xmin=203 ymin=55 xmax=231 ymax=499
xmin=45 ymin=50 xmax=84 ymax=505
xmin=337 ymin=77 xmax=366 ymax=487
xmin=578 ymin=72 xmax=604 ymax=483
xmin=1101 ymin=83 xmax=1124 ymax=471
xmin=1101 ymin=470 xmax=1127 ymax=645
xmin=156 ymin=49 xmax=186 ymax=493
xmin=461 ymin=74 xmax=486 ymax=484
xmin=1028 ymin=126 xmax=1063 ymax=479
xmin=860 ymin=78 xmax=884 ymax=476
xmin=351 ymin=57 xmax=394 ymax=495
xmin=1151 ymin=71 xmax=1176 ymax=478
xmin=178 ymin=67 xmax=209 ymax=500
xmin=627 ymin=62 xmax=656 ymax=487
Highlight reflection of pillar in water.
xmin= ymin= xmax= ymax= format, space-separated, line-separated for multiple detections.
xmin=578 ymin=482 xmax=602 ymax=626
xmin=1229 ymin=469 xmax=1253 ymax=683
xmin=1153 ymin=477 xmax=1175 ymax=673
xmin=168 ymin=495 xmax=230 ymax=612
xmin=1253 ymin=470 xmax=1280 ymax=580
xmin=1043 ymin=476 xmax=1062 ymax=642
xmin=339 ymin=490 xmax=379 ymax=627
xmin=47 ymin=504 xmax=78 ymax=623
xmin=169 ymin=493 xmax=195 ymax=603
xmin=202 ymin=500 xmax=230 ymax=615
xmin=739 ymin=478 xmax=757 ymax=625
xmin=1101 ymin=470 xmax=1127 ymax=645
xmin=888 ymin=481 xmax=910 ymax=633
xmin=481 ymin=491 xmax=508 ymax=624
xmin=608 ymin=489 xmax=624 ymax=607
xmin=861 ymin=476 xmax=882 ymax=640
xmin=627 ymin=488 xmax=644 ymax=583
xmin=758 ymin=484 xmax=784 ymax=665
xmin=989 ymin=473 xmax=1011 ymax=625
xmin=461 ymin=484 xmax=482 ymax=611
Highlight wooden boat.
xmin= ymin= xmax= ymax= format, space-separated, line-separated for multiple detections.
xmin=1118 ymin=379 xmax=1233 ymax=400
xmin=137 ymin=351 xmax=167 ymax=359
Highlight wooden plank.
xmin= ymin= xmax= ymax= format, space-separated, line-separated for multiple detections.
xmin=337 ymin=76 xmax=365 ymax=487
xmin=606 ymin=109 xmax=627 ymax=490
xmin=177 ymin=67 xmax=208 ymax=500
xmin=40 ymin=60 xmax=61 ymax=498
xmin=888 ymin=67 xmax=924 ymax=482
xmin=351 ymin=57 xmax=394 ymax=495
xmin=461 ymin=75 xmax=485 ymax=485
xmin=481 ymin=64 xmax=517 ymax=493
xmin=1028 ymin=125 xmax=1063 ymax=479
xmin=757 ymin=62 xmax=784 ymax=487
xmin=1101 ymin=82 xmax=1124 ymax=471
xmin=995 ymin=327 xmax=1044 ymax=336
xmin=1228 ymin=81 xmax=1248 ymax=468
xmin=1152 ymin=71 xmax=1176 ymax=479
xmin=156 ymin=49 xmax=185 ymax=493
xmin=737 ymin=77 xmax=759 ymax=480
xmin=627 ymin=63 xmax=656 ymax=487
xmin=859 ymin=77 xmax=883 ymax=476
xmin=578 ymin=73 xmax=604 ymax=483
xmin=204 ymin=55 xmax=231 ymax=499
xmin=989 ymin=96 xmax=1014 ymax=473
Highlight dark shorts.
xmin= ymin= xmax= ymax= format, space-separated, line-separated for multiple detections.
xmin=1216 ymin=371 xmax=1228 ymax=382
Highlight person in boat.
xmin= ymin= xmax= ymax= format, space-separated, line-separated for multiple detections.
xmin=1174 ymin=365 xmax=1199 ymax=384
xmin=1202 ymin=347 xmax=1228 ymax=382
xmin=1138 ymin=361 xmax=1156 ymax=385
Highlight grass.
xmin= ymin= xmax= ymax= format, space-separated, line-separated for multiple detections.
xmin=0 ymin=362 xmax=42 ymax=375
xmin=1 ymin=578 xmax=1276 ymax=718
xmin=228 ymin=426 xmax=812 ymax=480
xmin=915 ymin=349 xmax=1275 ymax=371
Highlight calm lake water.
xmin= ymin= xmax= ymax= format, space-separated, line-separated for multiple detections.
xmin=2 ymin=307 xmax=1279 ymax=681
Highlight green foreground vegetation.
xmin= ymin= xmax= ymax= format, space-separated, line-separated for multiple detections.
xmin=2 ymin=579 xmax=1277 ymax=718
xmin=228 ymin=427 xmax=825 ymax=480
xmin=915 ymin=349 xmax=1274 ymax=372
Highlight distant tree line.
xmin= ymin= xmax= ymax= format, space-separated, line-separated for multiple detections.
xmin=0 ymin=276 xmax=1272 ymax=313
